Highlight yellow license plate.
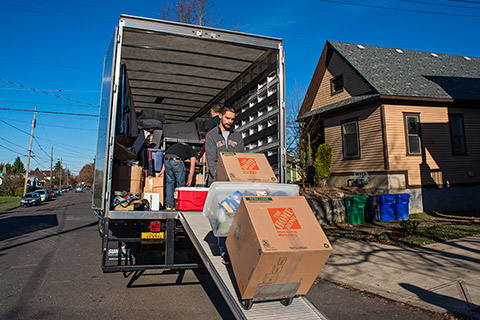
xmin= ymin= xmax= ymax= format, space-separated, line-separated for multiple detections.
xmin=141 ymin=232 xmax=164 ymax=239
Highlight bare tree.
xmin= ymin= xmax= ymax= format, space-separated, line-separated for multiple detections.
xmin=286 ymin=81 xmax=322 ymax=189
xmin=160 ymin=0 xmax=223 ymax=27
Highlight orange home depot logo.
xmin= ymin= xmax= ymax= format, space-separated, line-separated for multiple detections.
xmin=268 ymin=208 xmax=301 ymax=230
xmin=237 ymin=157 xmax=259 ymax=173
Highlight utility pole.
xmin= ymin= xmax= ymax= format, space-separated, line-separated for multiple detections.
xmin=23 ymin=105 xmax=37 ymax=196
xmin=50 ymin=146 xmax=53 ymax=188
xmin=59 ymin=157 xmax=63 ymax=187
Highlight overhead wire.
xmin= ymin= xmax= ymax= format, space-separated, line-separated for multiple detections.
xmin=394 ymin=0 xmax=480 ymax=9
xmin=0 ymin=107 xmax=98 ymax=117
xmin=1 ymin=117 xmax=97 ymax=132
xmin=314 ymin=0 xmax=480 ymax=17
xmin=0 ymin=78 xmax=99 ymax=107
xmin=0 ymin=99 xmax=97 ymax=107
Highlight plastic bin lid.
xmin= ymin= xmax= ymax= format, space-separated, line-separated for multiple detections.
xmin=202 ymin=182 xmax=299 ymax=219
xmin=377 ymin=194 xmax=395 ymax=200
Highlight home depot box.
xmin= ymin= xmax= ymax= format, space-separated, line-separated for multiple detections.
xmin=112 ymin=165 xmax=144 ymax=193
xmin=214 ymin=152 xmax=278 ymax=183
xmin=174 ymin=187 xmax=209 ymax=211
xmin=226 ymin=196 xmax=332 ymax=301
xmin=144 ymin=176 xmax=164 ymax=193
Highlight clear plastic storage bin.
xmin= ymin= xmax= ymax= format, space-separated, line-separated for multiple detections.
xmin=203 ymin=182 xmax=299 ymax=236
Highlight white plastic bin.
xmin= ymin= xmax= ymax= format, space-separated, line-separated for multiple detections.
xmin=203 ymin=182 xmax=299 ymax=236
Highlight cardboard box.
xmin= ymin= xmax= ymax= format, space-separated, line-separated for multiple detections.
xmin=144 ymin=176 xmax=164 ymax=193
xmin=114 ymin=142 xmax=137 ymax=162
xmin=214 ymin=152 xmax=278 ymax=183
xmin=174 ymin=187 xmax=209 ymax=211
xmin=112 ymin=165 xmax=144 ymax=193
xmin=226 ymin=196 xmax=332 ymax=301
xmin=143 ymin=192 xmax=163 ymax=210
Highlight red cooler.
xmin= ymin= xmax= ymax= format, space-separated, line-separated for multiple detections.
xmin=174 ymin=187 xmax=209 ymax=211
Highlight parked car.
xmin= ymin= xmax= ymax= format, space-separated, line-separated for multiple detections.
xmin=50 ymin=189 xmax=56 ymax=198
xmin=35 ymin=189 xmax=50 ymax=201
xmin=52 ymin=188 xmax=60 ymax=196
xmin=61 ymin=187 xmax=68 ymax=193
xmin=75 ymin=185 xmax=83 ymax=193
xmin=21 ymin=192 xmax=41 ymax=207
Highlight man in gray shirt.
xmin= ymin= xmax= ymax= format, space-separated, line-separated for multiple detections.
xmin=204 ymin=105 xmax=245 ymax=264
xmin=205 ymin=106 xmax=245 ymax=184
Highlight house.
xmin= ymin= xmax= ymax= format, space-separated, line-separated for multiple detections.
xmin=28 ymin=170 xmax=55 ymax=188
xmin=298 ymin=41 xmax=480 ymax=213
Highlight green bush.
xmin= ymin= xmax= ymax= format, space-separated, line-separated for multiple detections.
xmin=15 ymin=187 xmax=24 ymax=197
xmin=313 ymin=143 xmax=333 ymax=185
xmin=400 ymin=220 xmax=420 ymax=233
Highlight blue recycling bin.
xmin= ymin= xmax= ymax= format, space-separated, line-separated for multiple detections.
xmin=149 ymin=149 xmax=165 ymax=171
xmin=377 ymin=194 xmax=395 ymax=222
xmin=394 ymin=193 xmax=411 ymax=220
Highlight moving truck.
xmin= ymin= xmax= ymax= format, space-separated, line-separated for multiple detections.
xmin=92 ymin=15 xmax=328 ymax=319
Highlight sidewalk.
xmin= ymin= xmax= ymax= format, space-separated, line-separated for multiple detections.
xmin=320 ymin=236 xmax=480 ymax=318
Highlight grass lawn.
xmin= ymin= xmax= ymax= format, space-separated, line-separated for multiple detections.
xmin=322 ymin=211 xmax=480 ymax=247
xmin=0 ymin=196 xmax=20 ymax=205
xmin=0 ymin=202 xmax=21 ymax=211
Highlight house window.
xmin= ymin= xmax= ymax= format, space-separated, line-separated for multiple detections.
xmin=449 ymin=114 xmax=467 ymax=155
xmin=404 ymin=114 xmax=421 ymax=155
xmin=342 ymin=120 xmax=360 ymax=159
xmin=331 ymin=75 xmax=344 ymax=95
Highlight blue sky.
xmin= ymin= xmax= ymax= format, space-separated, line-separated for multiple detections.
xmin=1 ymin=0 xmax=479 ymax=175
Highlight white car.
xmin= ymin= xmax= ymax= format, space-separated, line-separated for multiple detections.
xmin=75 ymin=186 xmax=83 ymax=193
xmin=35 ymin=189 xmax=49 ymax=201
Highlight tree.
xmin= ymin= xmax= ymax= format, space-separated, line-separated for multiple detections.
xmin=78 ymin=163 xmax=94 ymax=186
xmin=12 ymin=157 xmax=25 ymax=174
xmin=285 ymin=81 xmax=322 ymax=189
xmin=160 ymin=0 xmax=231 ymax=29
xmin=0 ymin=173 xmax=24 ymax=196
xmin=313 ymin=143 xmax=333 ymax=187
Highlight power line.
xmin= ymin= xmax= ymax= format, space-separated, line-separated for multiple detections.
xmin=0 ymin=78 xmax=99 ymax=107
xmin=0 ymin=107 xmax=99 ymax=117
xmin=446 ymin=0 xmax=480 ymax=4
xmin=0 ymin=143 xmax=22 ymax=154
xmin=314 ymin=0 xmax=480 ymax=17
xmin=0 ymin=89 xmax=99 ymax=93
xmin=395 ymin=0 xmax=480 ymax=9
xmin=1 ymin=117 xmax=97 ymax=132
xmin=0 ymin=119 xmax=31 ymax=135
xmin=0 ymin=136 xmax=29 ymax=152
xmin=0 ymin=100 xmax=96 ymax=107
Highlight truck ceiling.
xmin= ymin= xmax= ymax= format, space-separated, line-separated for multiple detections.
xmin=119 ymin=15 xmax=282 ymax=123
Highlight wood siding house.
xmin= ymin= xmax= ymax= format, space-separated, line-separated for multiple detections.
xmin=299 ymin=41 xmax=480 ymax=213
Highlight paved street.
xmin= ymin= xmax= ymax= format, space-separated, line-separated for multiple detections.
xmin=0 ymin=191 xmax=442 ymax=319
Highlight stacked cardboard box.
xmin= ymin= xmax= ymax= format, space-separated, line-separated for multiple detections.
xmin=143 ymin=176 xmax=164 ymax=208
xmin=226 ymin=196 xmax=333 ymax=301
xmin=112 ymin=165 xmax=144 ymax=193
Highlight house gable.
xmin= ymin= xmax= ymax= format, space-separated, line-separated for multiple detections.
xmin=299 ymin=41 xmax=375 ymax=117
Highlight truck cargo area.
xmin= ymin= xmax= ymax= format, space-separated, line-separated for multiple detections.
xmin=92 ymin=15 xmax=328 ymax=319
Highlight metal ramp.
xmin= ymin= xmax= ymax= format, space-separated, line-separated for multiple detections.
xmin=179 ymin=211 xmax=329 ymax=320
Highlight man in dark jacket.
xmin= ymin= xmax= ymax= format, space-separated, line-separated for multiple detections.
xmin=205 ymin=106 xmax=245 ymax=184
xmin=205 ymin=106 xmax=245 ymax=264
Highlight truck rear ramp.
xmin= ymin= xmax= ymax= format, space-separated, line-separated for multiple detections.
xmin=180 ymin=211 xmax=329 ymax=320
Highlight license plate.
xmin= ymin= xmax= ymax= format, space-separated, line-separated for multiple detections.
xmin=141 ymin=232 xmax=164 ymax=239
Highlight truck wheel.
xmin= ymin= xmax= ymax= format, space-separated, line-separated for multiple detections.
xmin=280 ymin=297 xmax=294 ymax=306
xmin=241 ymin=299 xmax=253 ymax=310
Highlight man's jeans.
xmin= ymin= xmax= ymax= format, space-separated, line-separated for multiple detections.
xmin=165 ymin=159 xmax=185 ymax=208
xmin=218 ymin=237 xmax=227 ymax=256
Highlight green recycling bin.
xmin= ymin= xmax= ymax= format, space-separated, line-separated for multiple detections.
xmin=343 ymin=196 xmax=367 ymax=225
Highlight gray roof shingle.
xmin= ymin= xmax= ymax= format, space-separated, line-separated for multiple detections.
xmin=328 ymin=41 xmax=480 ymax=100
